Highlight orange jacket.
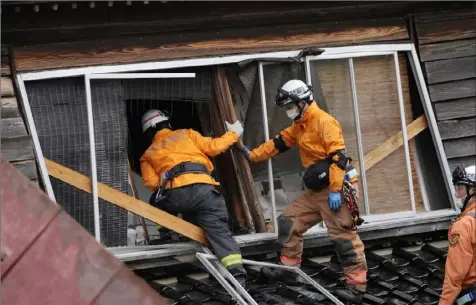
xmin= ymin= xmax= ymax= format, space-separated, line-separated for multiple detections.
xmin=439 ymin=200 xmax=476 ymax=305
xmin=140 ymin=128 xmax=239 ymax=191
xmin=249 ymin=102 xmax=351 ymax=192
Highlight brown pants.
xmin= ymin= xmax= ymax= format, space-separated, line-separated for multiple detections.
xmin=279 ymin=189 xmax=367 ymax=290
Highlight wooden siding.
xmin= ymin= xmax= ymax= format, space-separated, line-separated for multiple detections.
xmin=414 ymin=10 xmax=476 ymax=171
xmin=0 ymin=47 xmax=38 ymax=182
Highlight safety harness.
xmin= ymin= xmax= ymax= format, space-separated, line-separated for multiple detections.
xmin=152 ymin=162 xmax=209 ymax=204
xmin=342 ymin=180 xmax=364 ymax=227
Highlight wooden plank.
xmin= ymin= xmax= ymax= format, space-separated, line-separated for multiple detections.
xmin=419 ymin=39 xmax=476 ymax=62
xmin=416 ymin=18 xmax=476 ymax=45
xmin=13 ymin=23 xmax=408 ymax=71
xmin=1 ymin=77 xmax=14 ymax=97
xmin=11 ymin=160 xmax=38 ymax=180
xmin=448 ymin=156 xmax=476 ymax=171
xmin=444 ymin=136 xmax=476 ymax=159
xmin=1 ymin=136 xmax=34 ymax=162
xmin=429 ymin=79 xmax=476 ymax=102
xmin=438 ymin=118 xmax=476 ymax=140
xmin=2 ymin=55 xmax=11 ymax=76
xmin=434 ymin=97 xmax=476 ymax=120
xmin=414 ymin=9 xmax=476 ymax=23
xmin=353 ymin=115 xmax=428 ymax=172
xmin=1 ymin=117 xmax=28 ymax=138
xmin=215 ymin=67 xmax=266 ymax=233
xmin=425 ymin=56 xmax=476 ymax=84
xmin=1 ymin=96 xmax=21 ymax=118
xmin=44 ymin=158 xmax=209 ymax=245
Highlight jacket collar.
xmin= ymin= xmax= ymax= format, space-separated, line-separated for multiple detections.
xmin=295 ymin=102 xmax=319 ymax=124
xmin=154 ymin=128 xmax=173 ymax=140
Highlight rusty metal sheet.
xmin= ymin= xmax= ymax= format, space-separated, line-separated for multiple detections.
xmin=0 ymin=158 xmax=61 ymax=276
xmin=1 ymin=158 xmax=170 ymax=305
xmin=2 ymin=210 xmax=124 ymax=305
xmin=92 ymin=267 xmax=169 ymax=305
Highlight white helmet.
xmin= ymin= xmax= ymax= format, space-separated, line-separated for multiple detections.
xmin=452 ymin=164 xmax=476 ymax=187
xmin=141 ymin=109 xmax=169 ymax=133
xmin=275 ymin=79 xmax=313 ymax=107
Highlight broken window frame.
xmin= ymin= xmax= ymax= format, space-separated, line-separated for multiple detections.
xmin=16 ymin=43 xmax=458 ymax=251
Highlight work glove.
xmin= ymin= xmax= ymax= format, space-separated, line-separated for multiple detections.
xmin=225 ymin=120 xmax=244 ymax=137
xmin=328 ymin=192 xmax=342 ymax=212
xmin=240 ymin=145 xmax=251 ymax=161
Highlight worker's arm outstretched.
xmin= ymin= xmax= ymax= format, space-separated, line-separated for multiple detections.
xmin=140 ymin=157 xmax=161 ymax=191
xmin=247 ymin=126 xmax=296 ymax=162
xmin=187 ymin=129 xmax=239 ymax=157
xmin=438 ymin=219 xmax=475 ymax=305
xmin=319 ymin=118 xmax=347 ymax=193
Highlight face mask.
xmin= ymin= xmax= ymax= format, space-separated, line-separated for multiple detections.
xmin=286 ymin=109 xmax=299 ymax=120
xmin=455 ymin=197 xmax=464 ymax=209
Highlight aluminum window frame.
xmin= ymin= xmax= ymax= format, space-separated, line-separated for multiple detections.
xmin=16 ymin=42 xmax=456 ymax=248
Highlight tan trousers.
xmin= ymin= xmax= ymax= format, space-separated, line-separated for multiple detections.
xmin=280 ymin=189 xmax=368 ymax=290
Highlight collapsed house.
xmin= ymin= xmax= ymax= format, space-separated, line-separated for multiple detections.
xmin=1 ymin=1 xmax=475 ymax=304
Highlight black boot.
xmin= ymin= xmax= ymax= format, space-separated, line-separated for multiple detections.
xmin=334 ymin=286 xmax=365 ymax=304
xmin=260 ymin=266 xmax=299 ymax=285
xmin=228 ymin=265 xmax=247 ymax=289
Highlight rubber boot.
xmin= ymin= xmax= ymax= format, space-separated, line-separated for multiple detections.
xmin=334 ymin=285 xmax=365 ymax=304
xmin=260 ymin=266 xmax=299 ymax=285
xmin=228 ymin=265 xmax=247 ymax=289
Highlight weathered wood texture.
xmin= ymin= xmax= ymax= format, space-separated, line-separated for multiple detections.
xmin=1 ymin=117 xmax=28 ymax=138
xmin=434 ymin=97 xmax=476 ymax=121
xmin=1 ymin=136 xmax=34 ymax=161
xmin=429 ymin=79 xmax=476 ymax=102
xmin=416 ymin=17 xmax=476 ymax=45
xmin=443 ymin=137 xmax=476 ymax=159
xmin=1 ymin=77 xmax=14 ymax=97
xmin=419 ymin=39 xmax=476 ymax=62
xmin=313 ymin=55 xmax=424 ymax=214
xmin=448 ymin=156 xmax=476 ymax=171
xmin=1 ymin=97 xmax=21 ymax=118
xmin=414 ymin=10 xmax=476 ymax=166
xmin=12 ymin=21 xmax=408 ymax=71
xmin=438 ymin=118 xmax=476 ymax=140
xmin=10 ymin=160 xmax=38 ymax=180
xmin=425 ymin=56 xmax=476 ymax=84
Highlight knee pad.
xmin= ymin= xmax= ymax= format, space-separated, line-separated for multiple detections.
xmin=277 ymin=215 xmax=294 ymax=245
xmin=331 ymin=238 xmax=357 ymax=267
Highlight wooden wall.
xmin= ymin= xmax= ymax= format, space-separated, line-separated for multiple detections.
xmin=413 ymin=10 xmax=476 ymax=170
xmin=1 ymin=47 xmax=38 ymax=182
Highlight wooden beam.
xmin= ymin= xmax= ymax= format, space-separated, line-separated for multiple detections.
xmin=425 ymin=56 xmax=476 ymax=84
xmin=444 ymin=137 xmax=476 ymax=159
xmin=1 ymin=117 xmax=28 ymax=138
xmin=1 ymin=97 xmax=21 ymax=118
xmin=1 ymin=77 xmax=14 ymax=97
xmin=44 ymin=158 xmax=209 ymax=245
xmin=13 ymin=22 xmax=408 ymax=71
xmin=438 ymin=118 xmax=476 ymax=140
xmin=419 ymin=39 xmax=476 ymax=62
xmin=429 ymin=78 xmax=476 ymax=102
xmin=434 ymin=97 xmax=476 ymax=121
xmin=416 ymin=17 xmax=476 ymax=45
xmin=354 ymin=115 xmax=428 ymax=172
xmin=1 ymin=136 xmax=34 ymax=162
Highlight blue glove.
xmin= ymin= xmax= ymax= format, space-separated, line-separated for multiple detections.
xmin=328 ymin=192 xmax=342 ymax=212
xmin=240 ymin=146 xmax=251 ymax=161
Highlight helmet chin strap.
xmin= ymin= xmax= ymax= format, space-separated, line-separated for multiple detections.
xmin=293 ymin=102 xmax=307 ymax=121
xmin=460 ymin=186 xmax=475 ymax=211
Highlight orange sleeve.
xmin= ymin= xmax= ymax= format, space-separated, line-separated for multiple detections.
xmin=140 ymin=155 xmax=161 ymax=191
xmin=249 ymin=126 xmax=295 ymax=163
xmin=439 ymin=220 xmax=474 ymax=305
xmin=187 ymin=129 xmax=238 ymax=157
xmin=319 ymin=118 xmax=346 ymax=192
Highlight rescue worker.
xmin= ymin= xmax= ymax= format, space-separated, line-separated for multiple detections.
xmin=140 ymin=109 xmax=247 ymax=287
xmin=439 ymin=165 xmax=476 ymax=305
xmin=229 ymin=79 xmax=367 ymax=300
